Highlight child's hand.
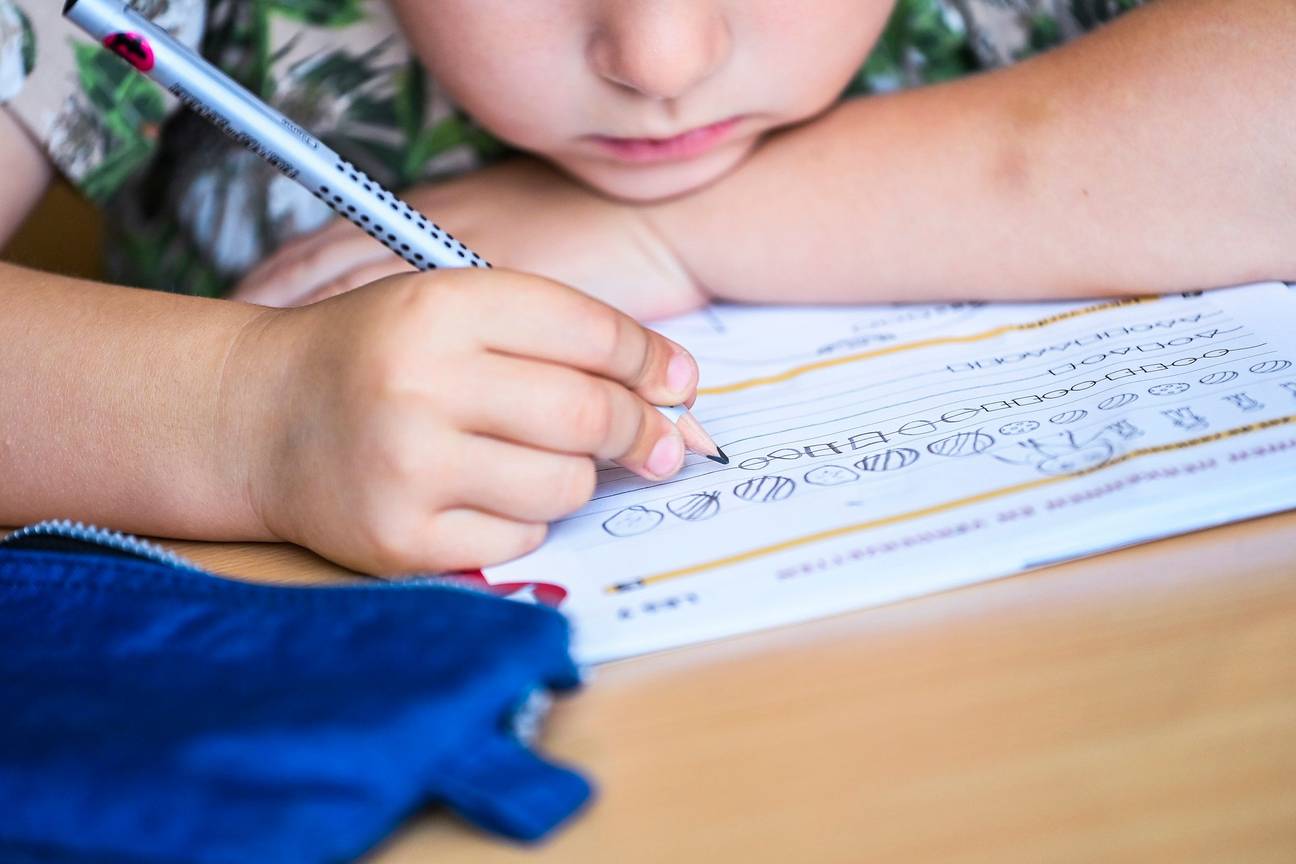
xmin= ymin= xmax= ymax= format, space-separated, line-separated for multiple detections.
xmin=230 ymin=268 xmax=699 ymax=574
xmin=232 ymin=158 xmax=707 ymax=320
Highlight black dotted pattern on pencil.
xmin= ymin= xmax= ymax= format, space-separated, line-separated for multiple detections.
xmin=310 ymin=160 xmax=491 ymax=271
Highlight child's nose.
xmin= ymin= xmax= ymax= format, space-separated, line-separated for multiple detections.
xmin=587 ymin=1 xmax=730 ymax=102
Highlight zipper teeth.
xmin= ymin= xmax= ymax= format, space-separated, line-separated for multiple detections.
xmin=1 ymin=519 xmax=202 ymax=571
xmin=0 ymin=520 xmax=469 ymax=593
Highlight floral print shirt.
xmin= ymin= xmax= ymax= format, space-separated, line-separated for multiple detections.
xmin=0 ymin=0 xmax=1141 ymax=296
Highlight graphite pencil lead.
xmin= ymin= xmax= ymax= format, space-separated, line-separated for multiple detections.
xmin=708 ymin=447 xmax=730 ymax=465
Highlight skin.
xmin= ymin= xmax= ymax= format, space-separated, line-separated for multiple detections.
xmin=237 ymin=0 xmax=1295 ymax=316
xmin=389 ymin=0 xmax=885 ymax=202
xmin=239 ymin=0 xmax=889 ymax=310
xmin=0 ymin=262 xmax=699 ymax=572
xmin=3 ymin=0 xmax=1295 ymax=571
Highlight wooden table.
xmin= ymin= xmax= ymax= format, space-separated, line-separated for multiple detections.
xmin=162 ymin=511 xmax=1296 ymax=863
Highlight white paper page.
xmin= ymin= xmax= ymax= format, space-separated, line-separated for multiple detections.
xmin=486 ymin=283 xmax=1296 ymax=663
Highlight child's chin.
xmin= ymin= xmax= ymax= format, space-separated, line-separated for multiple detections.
xmin=562 ymin=139 xmax=756 ymax=203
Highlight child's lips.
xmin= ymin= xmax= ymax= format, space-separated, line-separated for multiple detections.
xmin=586 ymin=116 xmax=744 ymax=164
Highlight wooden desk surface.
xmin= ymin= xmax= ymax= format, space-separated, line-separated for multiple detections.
xmin=162 ymin=512 xmax=1296 ymax=863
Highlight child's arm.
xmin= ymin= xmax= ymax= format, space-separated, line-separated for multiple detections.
xmin=233 ymin=157 xmax=707 ymax=320
xmin=0 ymin=259 xmax=700 ymax=573
xmin=647 ymin=0 xmax=1296 ymax=303
xmin=0 ymin=109 xmax=52 ymax=244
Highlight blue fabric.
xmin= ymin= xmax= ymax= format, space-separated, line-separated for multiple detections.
xmin=0 ymin=539 xmax=592 ymax=863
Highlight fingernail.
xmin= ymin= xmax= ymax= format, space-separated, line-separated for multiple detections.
xmin=645 ymin=434 xmax=684 ymax=479
xmin=666 ymin=350 xmax=696 ymax=396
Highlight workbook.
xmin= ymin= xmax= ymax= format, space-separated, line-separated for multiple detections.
xmin=486 ymin=282 xmax=1296 ymax=663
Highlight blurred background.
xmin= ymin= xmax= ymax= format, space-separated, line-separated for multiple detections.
xmin=3 ymin=180 xmax=103 ymax=278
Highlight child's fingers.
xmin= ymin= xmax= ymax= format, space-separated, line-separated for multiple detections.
xmin=403 ymin=508 xmax=547 ymax=573
xmin=451 ymin=435 xmax=597 ymax=522
xmin=233 ymin=224 xmax=396 ymax=306
xmin=297 ymin=259 xmax=415 ymax=306
xmin=464 ymin=273 xmax=700 ymax=407
xmin=453 ymin=354 xmax=681 ymax=476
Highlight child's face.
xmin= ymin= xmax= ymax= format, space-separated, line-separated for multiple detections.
xmin=389 ymin=1 xmax=889 ymax=201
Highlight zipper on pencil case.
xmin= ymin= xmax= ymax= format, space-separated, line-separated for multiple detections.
xmin=1 ymin=519 xmax=206 ymax=572
xmin=1 ymin=519 xmax=468 ymax=593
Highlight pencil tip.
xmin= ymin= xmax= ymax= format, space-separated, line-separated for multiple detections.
xmin=708 ymin=448 xmax=730 ymax=465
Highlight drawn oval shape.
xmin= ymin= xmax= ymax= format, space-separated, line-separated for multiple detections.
xmin=1098 ymin=393 xmax=1138 ymax=410
xmin=733 ymin=475 xmax=796 ymax=503
xmin=1199 ymin=371 xmax=1239 ymax=385
xmin=602 ymin=506 xmax=664 ymax=538
xmin=666 ymin=492 xmax=721 ymax=523
xmin=804 ymin=465 xmax=860 ymax=486
xmin=854 ymin=448 xmax=920 ymax=472
xmin=998 ymin=420 xmax=1040 ymax=436
xmin=927 ymin=431 xmax=995 ymax=458
xmin=1049 ymin=409 xmax=1088 ymax=425
xmin=1250 ymin=360 xmax=1292 ymax=374
xmin=1147 ymin=382 xmax=1190 ymax=396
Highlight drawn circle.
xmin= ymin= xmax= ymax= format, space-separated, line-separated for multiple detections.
xmin=1250 ymin=360 xmax=1292 ymax=374
xmin=1199 ymin=371 xmax=1239 ymax=385
xmin=666 ymin=492 xmax=721 ymax=523
xmin=602 ymin=506 xmax=664 ymax=537
xmin=854 ymin=448 xmax=920 ymax=472
xmin=1098 ymin=393 xmax=1138 ymax=410
xmin=1147 ymin=382 xmax=1190 ymax=396
xmin=732 ymin=476 xmax=796 ymax=503
xmin=804 ymin=465 xmax=860 ymax=486
xmin=1049 ymin=409 xmax=1088 ymax=425
xmin=926 ymin=431 xmax=995 ymax=458
xmin=998 ymin=420 xmax=1040 ymax=436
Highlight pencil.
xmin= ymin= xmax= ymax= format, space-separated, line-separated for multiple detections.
xmin=63 ymin=0 xmax=728 ymax=464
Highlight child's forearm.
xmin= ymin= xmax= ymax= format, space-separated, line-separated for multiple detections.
xmin=0 ymin=263 xmax=277 ymax=539
xmin=647 ymin=0 xmax=1296 ymax=304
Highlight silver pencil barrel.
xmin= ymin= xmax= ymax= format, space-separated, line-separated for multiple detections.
xmin=63 ymin=0 xmax=488 ymax=272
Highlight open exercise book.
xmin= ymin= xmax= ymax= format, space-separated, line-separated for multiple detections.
xmin=487 ymin=282 xmax=1296 ymax=663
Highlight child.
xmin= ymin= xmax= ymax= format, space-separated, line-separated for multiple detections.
xmin=1 ymin=0 xmax=1291 ymax=574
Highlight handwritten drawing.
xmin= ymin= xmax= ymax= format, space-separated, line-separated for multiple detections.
xmin=1282 ymin=381 xmax=1296 ymax=398
xmin=618 ymin=591 xmax=701 ymax=621
xmin=804 ymin=465 xmax=861 ymax=486
xmin=927 ymin=431 xmax=995 ymax=458
xmin=1148 ymin=382 xmax=1191 ymax=397
xmin=1162 ymin=406 xmax=1209 ymax=431
xmin=1098 ymin=393 xmax=1139 ymax=410
xmin=667 ymin=492 xmax=722 ymax=522
xmin=1049 ymin=409 xmax=1088 ymax=425
xmin=855 ymin=448 xmax=921 ymax=472
xmin=1103 ymin=420 xmax=1145 ymax=440
xmin=1199 ymin=371 xmax=1238 ymax=385
xmin=1222 ymin=392 xmax=1264 ymax=412
xmin=998 ymin=420 xmax=1040 ymax=436
xmin=603 ymin=506 xmax=664 ymax=537
xmin=733 ymin=476 xmax=796 ymax=503
xmin=995 ymin=431 xmax=1115 ymax=476
xmin=1250 ymin=360 xmax=1292 ymax=374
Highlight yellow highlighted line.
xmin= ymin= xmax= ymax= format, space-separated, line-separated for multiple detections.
xmin=607 ymin=414 xmax=1296 ymax=593
xmin=697 ymin=297 xmax=1156 ymax=397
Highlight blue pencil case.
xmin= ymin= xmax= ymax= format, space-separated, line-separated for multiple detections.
xmin=0 ymin=521 xmax=592 ymax=863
